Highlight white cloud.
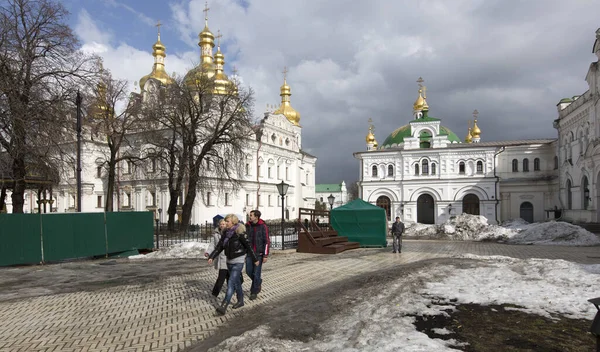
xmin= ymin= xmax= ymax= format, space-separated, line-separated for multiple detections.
xmin=75 ymin=9 xmax=112 ymax=45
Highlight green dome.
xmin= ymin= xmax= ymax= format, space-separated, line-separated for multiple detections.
xmin=381 ymin=117 xmax=462 ymax=148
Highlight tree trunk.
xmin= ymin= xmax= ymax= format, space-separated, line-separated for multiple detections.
xmin=105 ymin=153 xmax=117 ymax=212
xmin=180 ymin=177 xmax=197 ymax=232
xmin=0 ymin=186 xmax=7 ymax=213
xmin=167 ymin=189 xmax=179 ymax=232
xmin=10 ymin=157 xmax=26 ymax=213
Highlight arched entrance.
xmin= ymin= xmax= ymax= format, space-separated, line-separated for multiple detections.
xmin=417 ymin=194 xmax=435 ymax=224
xmin=520 ymin=202 xmax=534 ymax=223
xmin=376 ymin=196 xmax=391 ymax=220
xmin=462 ymin=194 xmax=480 ymax=215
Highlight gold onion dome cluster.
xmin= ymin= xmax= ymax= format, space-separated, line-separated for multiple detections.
xmin=182 ymin=5 xmax=236 ymax=94
xmin=471 ymin=119 xmax=481 ymax=138
xmin=273 ymin=77 xmax=301 ymax=126
xmin=139 ymin=25 xmax=173 ymax=91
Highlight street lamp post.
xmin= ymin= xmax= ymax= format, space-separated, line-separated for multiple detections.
xmin=76 ymin=91 xmax=82 ymax=213
xmin=327 ymin=194 xmax=335 ymax=210
xmin=276 ymin=181 xmax=289 ymax=251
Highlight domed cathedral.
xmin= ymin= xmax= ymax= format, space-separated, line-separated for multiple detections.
xmin=36 ymin=3 xmax=317 ymax=225
xmin=554 ymin=28 xmax=600 ymax=223
xmin=354 ymin=78 xmax=560 ymax=226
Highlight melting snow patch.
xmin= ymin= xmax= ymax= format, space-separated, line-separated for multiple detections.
xmin=128 ymin=241 xmax=209 ymax=259
xmin=405 ymin=214 xmax=600 ymax=246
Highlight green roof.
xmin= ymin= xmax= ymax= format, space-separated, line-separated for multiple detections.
xmin=316 ymin=184 xmax=341 ymax=192
xmin=559 ymin=98 xmax=573 ymax=104
xmin=381 ymin=121 xmax=462 ymax=148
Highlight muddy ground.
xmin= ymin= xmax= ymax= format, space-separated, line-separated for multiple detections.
xmin=186 ymin=258 xmax=596 ymax=352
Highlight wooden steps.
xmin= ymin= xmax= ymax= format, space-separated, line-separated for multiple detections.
xmin=297 ymin=227 xmax=360 ymax=254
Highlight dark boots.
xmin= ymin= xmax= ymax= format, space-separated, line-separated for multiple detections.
xmin=232 ymin=301 xmax=244 ymax=309
xmin=216 ymin=300 xmax=229 ymax=315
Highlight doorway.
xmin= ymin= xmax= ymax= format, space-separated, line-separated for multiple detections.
xmin=462 ymin=194 xmax=480 ymax=215
xmin=417 ymin=194 xmax=435 ymax=224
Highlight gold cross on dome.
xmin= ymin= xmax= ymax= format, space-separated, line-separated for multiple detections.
xmin=203 ymin=1 xmax=210 ymax=21
xmin=232 ymin=65 xmax=238 ymax=75
xmin=416 ymin=76 xmax=424 ymax=87
xmin=282 ymin=66 xmax=288 ymax=80
xmin=473 ymin=109 xmax=479 ymax=118
xmin=155 ymin=20 xmax=162 ymax=38
xmin=216 ymin=30 xmax=222 ymax=46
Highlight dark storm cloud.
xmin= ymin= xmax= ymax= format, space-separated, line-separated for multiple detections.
xmin=83 ymin=0 xmax=600 ymax=186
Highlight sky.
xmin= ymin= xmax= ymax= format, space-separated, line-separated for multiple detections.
xmin=130 ymin=217 xmax=600 ymax=350
xmin=63 ymin=0 xmax=600 ymax=184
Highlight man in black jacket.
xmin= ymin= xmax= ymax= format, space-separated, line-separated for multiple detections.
xmin=245 ymin=210 xmax=270 ymax=300
xmin=391 ymin=217 xmax=405 ymax=253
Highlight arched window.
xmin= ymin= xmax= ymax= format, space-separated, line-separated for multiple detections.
xmin=512 ymin=159 xmax=518 ymax=172
xmin=476 ymin=161 xmax=483 ymax=174
xmin=459 ymin=162 xmax=465 ymax=174
xmin=566 ymin=179 xmax=572 ymax=210
xmin=422 ymin=160 xmax=429 ymax=175
xmin=523 ymin=158 xmax=529 ymax=172
xmin=534 ymin=158 xmax=540 ymax=171
xmin=372 ymin=165 xmax=378 ymax=177
xmin=414 ymin=164 xmax=419 ymax=175
xmin=388 ymin=165 xmax=394 ymax=177
xmin=554 ymin=156 xmax=558 ymax=169
xmin=431 ymin=163 xmax=436 ymax=175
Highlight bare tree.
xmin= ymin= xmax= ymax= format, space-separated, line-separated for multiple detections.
xmin=144 ymin=73 xmax=255 ymax=230
xmin=85 ymin=68 xmax=143 ymax=212
xmin=0 ymin=0 xmax=95 ymax=212
xmin=347 ymin=181 xmax=359 ymax=201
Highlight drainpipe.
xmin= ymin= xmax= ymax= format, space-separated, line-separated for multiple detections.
xmin=553 ymin=118 xmax=565 ymax=220
xmin=255 ymin=130 xmax=263 ymax=209
xmin=493 ymin=146 xmax=505 ymax=224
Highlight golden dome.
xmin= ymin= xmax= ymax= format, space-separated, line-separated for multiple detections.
xmin=185 ymin=2 xmax=216 ymax=87
xmin=139 ymin=23 xmax=173 ymax=91
xmin=373 ymin=141 xmax=378 ymax=149
xmin=273 ymin=72 xmax=301 ymax=126
xmin=366 ymin=128 xmax=376 ymax=143
xmin=472 ymin=119 xmax=481 ymax=138
xmin=212 ymin=42 xmax=236 ymax=95
xmin=465 ymin=127 xmax=473 ymax=143
xmin=413 ymin=88 xmax=425 ymax=111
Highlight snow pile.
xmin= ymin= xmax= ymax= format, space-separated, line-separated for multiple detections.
xmin=507 ymin=221 xmax=600 ymax=246
xmin=405 ymin=213 xmax=517 ymax=241
xmin=404 ymin=214 xmax=600 ymax=246
xmin=129 ymin=241 xmax=209 ymax=260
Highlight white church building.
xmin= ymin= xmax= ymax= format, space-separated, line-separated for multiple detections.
xmin=354 ymin=28 xmax=600 ymax=225
xmin=4 ymin=9 xmax=317 ymax=224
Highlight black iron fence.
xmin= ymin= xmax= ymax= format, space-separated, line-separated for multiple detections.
xmin=153 ymin=220 xmax=326 ymax=251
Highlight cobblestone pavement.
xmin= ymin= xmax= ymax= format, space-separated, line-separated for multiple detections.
xmin=1 ymin=240 xmax=599 ymax=352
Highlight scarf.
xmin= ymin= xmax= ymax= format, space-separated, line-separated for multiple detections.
xmin=223 ymin=224 xmax=239 ymax=246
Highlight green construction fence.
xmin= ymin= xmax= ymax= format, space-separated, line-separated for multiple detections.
xmin=0 ymin=212 xmax=154 ymax=267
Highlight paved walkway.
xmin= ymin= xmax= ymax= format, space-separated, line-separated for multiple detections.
xmin=0 ymin=240 xmax=599 ymax=352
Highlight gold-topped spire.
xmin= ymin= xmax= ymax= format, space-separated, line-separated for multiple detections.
xmin=139 ymin=20 xmax=173 ymax=91
xmin=465 ymin=120 xmax=473 ymax=143
xmin=413 ymin=77 xmax=426 ymax=111
xmin=197 ymin=1 xmax=215 ymax=75
xmin=471 ymin=109 xmax=481 ymax=138
xmin=366 ymin=118 xmax=376 ymax=143
xmin=212 ymin=29 xmax=235 ymax=95
xmin=274 ymin=66 xmax=301 ymax=126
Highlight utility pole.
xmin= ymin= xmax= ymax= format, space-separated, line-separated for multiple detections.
xmin=76 ymin=91 xmax=82 ymax=212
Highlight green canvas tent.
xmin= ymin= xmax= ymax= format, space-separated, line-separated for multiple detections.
xmin=330 ymin=199 xmax=387 ymax=248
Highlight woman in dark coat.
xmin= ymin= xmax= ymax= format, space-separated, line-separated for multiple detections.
xmin=208 ymin=214 xmax=259 ymax=315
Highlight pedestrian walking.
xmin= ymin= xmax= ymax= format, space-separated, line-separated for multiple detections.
xmin=245 ymin=210 xmax=270 ymax=300
xmin=391 ymin=217 xmax=405 ymax=253
xmin=205 ymin=219 xmax=228 ymax=297
xmin=208 ymin=214 xmax=259 ymax=315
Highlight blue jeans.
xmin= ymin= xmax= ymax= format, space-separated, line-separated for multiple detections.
xmin=224 ymin=262 xmax=244 ymax=304
xmin=245 ymin=255 xmax=263 ymax=294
